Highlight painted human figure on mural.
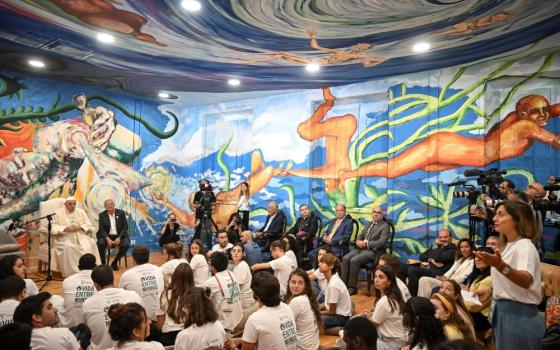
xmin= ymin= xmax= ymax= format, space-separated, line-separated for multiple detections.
xmin=337 ymin=95 xmax=560 ymax=191
xmin=438 ymin=12 xmax=509 ymax=36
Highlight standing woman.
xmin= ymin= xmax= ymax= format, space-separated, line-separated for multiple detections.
xmin=186 ymin=239 xmax=210 ymax=287
xmin=159 ymin=214 xmax=182 ymax=249
xmin=474 ymin=201 xmax=544 ymax=350
xmin=284 ymin=268 xmax=323 ymax=350
xmin=230 ymin=243 xmax=259 ymax=330
xmin=237 ymin=181 xmax=251 ymax=231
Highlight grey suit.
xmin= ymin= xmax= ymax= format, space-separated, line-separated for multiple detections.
xmin=341 ymin=219 xmax=391 ymax=288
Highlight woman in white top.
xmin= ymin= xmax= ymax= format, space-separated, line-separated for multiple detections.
xmin=417 ymin=238 xmax=474 ymax=298
xmin=284 ymin=268 xmax=322 ymax=350
xmin=108 ymin=302 xmax=164 ymax=350
xmin=237 ymin=181 xmax=251 ymax=230
xmin=318 ymin=252 xmax=352 ymax=329
xmin=174 ymin=287 xmax=227 ymax=350
xmin=474 ymin=201 xmax=544 ymax=350
xmin=282 ymin=235 xmax=301 ymax=268
xmin=157 ymin=263 xmax=194 ymax=346
xmin=160 ymin=241 xmax=188 ymax=287
xmin=0 ymin=255 xmax=39 ymax=297
xmin=230 ymin=243 xmax=259 ymax=330
xmin=307 ymin=246 xmax=330 ymax=303
xmin=186 ymin=239 xmax=210 ymax=286
xmin=370 ymin=265 xmax=408 ymax=350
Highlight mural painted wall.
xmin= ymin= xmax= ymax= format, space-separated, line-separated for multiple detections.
xmin=2 ymin=34 xmax=560 ymax=259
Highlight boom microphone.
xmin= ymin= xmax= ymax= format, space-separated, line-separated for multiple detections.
xmin=463 ymin=169 xmax=482 ymax=177
xmin=447 ymin=180 xmax=467 ymax=186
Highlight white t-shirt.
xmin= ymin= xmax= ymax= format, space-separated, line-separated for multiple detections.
xmin=119 ymin=263 xmax=165 ymax=320
xmin=492 ymin=238 xmax=541 ymax=304
xmin=59 ymin=269 xmax=95 ymax=327
xmin=243 ymin=303 xmax=298 ymax=350
xmin=82 ymin=287 xmax=142 ymax=350
xmin=285 ymin=250 xmax=298 ymax=268
xmin=397 ymin=277 xmax=411 ymax=302
xmin=313 ymin=269 xmax=327 ymax=293
xmin=160 ymin=258 xmax=189 ymax=285
xmin=109 ymin=341 xmax=164 ymax=350
xmin=31 ymin=326 xmax=80 ymax=350
xmin=212 ymin=242 xmax=233 ymax=253
xmin=174 ymin=320 xmax=226 ymax=350
xmin=325 ymin=273 xmax=352 ymax=317
xmin=289 ymin=295 xmax=320 ymax=350
xmin=371 ymin=295 xmax=408 ymax=342
xmin=205 ymin=270 xmax=243 ymax=330
xmin=232 ymin=261 xmax=255 ymax=308
xmin=269 ymin=254 xmax=296 ymax=297
xmin=25 ymin=278 xmax=39 ymax=297
xmin=190 ymin=254 xmax=210 ymax=287
xmin=157 ymin=290 xmax=185 ymax=333
xmin=0 ymin=299 xmax=19 ymax=326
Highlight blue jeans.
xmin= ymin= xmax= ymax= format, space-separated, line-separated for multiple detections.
xmin=322 ymin=314 xmax=349 ymax=329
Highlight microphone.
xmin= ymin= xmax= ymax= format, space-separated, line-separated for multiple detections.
xmin=544 ymin=184 xmax=560 ymax=191
xmin=463 ymin=169 xmax=482 ymax=177
xmin=447 ymin=180 xmax=467 ymax=186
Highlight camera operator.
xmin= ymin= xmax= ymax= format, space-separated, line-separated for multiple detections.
xmin=159 ymin=213 xmax=182 ymax=248
xmin=193 ymin=179 xmax=217 ymax=250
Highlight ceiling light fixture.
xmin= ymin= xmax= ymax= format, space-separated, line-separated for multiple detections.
xmin=305 ymin=63 xmax=320 ymax=73
xmin=28 ymin=59 xmax=46 ymax=68
xmin=412 ymin=42 xmax=431 ymax=53
xmin=228 ymin=78 xmax=241 ymax=87
xmin=158 ymin=92 xmax=171 ymax=99
xmin=97 ymin=32 xmax=115 ymax=44
xmin=181 ymin=0 xmax=202 ymax=12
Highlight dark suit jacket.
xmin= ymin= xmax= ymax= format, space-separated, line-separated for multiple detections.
xmin=357 ymin=220 xmax=391 ymax=251
xmin=286 ymin=213 xmax=319 ymax=238
xmin=97 ymin=209 xmax=129 ymax=240
xmin=323 ymin=215 xmax=353 ymax=256
xmin=419 ymin=243 xmax=457 ymax=275
xmin=259 ymin=211 xmax=286 ymax=239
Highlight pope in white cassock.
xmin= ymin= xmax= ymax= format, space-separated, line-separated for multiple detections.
xmin=51 ymin=197 xmax=101 ymax=277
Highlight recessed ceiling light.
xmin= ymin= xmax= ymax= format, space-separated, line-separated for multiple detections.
xmin=181 ymin=0 xmax=202 ymax=12
xmin=28 ymin=59 xmax=45 ymax=68
xmin=97 ymin=32 xmax=115 ymax=44
xmin=412 ymin=42 xmax=431 ymax=53
xmin=228 ymin=78 xmax=241 ymax=87
xmin=305 ymin=63 xmax=320 ymax=73
xmin=158 ymin=92 xmax=171 ymax=99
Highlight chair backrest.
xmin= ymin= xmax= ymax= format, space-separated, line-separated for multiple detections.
xmin=39 ymin=198 xmax=66 ymax=229
xmin=314 ymin=215 xmax=323 ymax=237
xmin=350 ymin=217 xmax=360 ymax=243
xmin=384 ymin=218 xmax=396 ymax=254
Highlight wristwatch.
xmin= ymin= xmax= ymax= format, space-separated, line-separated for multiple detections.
xmin=499 ymin=264 xmax=511 ymax=275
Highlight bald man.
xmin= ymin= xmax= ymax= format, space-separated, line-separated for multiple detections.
xmin=341 ymin=207 xmax=390 ymax=294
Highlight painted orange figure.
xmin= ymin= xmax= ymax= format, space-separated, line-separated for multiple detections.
xmin=438 ymin=12 xmax=509 ymax=36
xmin=281 ymin=87 xmax=357 ymax=192
xmin=338 ymin=95 xmax=560 ymax=191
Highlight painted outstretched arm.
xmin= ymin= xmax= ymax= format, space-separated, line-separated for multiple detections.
xmin=307 ymin=29 xmax=335 ymax=52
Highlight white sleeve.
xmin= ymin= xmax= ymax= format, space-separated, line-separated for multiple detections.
xmin=289 ymin=298 xmax=303 ymax=319
xmin=118 ymin=272 xmax=127 ymax=289
xmin=326 ymin=285 xmax=340 ymax=305
xmin=371 ymin=297 xmax=390 ymax=324
xmin=235 ymin=263 xmax=251 ymax=285
xmin=25 ymin=279 xmax=39 ymax=297
xmin=511 ymin=240 xmax=539 ymax=275
xmin=174 ymin=330 xmax=191 ymax=350
xmin=242 ymin=314 xmax=260 ymax=344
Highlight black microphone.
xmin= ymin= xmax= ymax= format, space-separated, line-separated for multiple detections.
xmin=447 ymin=180 xmax=467 ymax=186
xmin=544 ymin=184 xmax=560 ymax=191
xmin=463 ymin=169 xmax=482 ymax=177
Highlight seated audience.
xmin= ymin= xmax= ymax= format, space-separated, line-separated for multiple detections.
xmin=403 ymin=297 xmax=446 ymax=350
xmin=473 ymin=201 xmax=544 ymax=350
xmin=225 ymin=212 xmax=243 ymax=244
xmin=239 ymin=271 xmax=298 ymax=349
xmin=158 ymin=213 xmax=182 ymax=249
xmin=241 ymin=230 xmax=263 ymax=266
xmin=342 ymin=316 xmax=379 ymax=350
xmin=0 ymin=275 xmax=26 ymax=326
xmin=230 ymin=243 xmax=258 ymax=330
xmin=157 ymin=263 xmax=194 ymax=346
xmin=342 ymin=206 xmax=391 ymax=295
xmin=96 ymin=198 xmax=129 ymax=268
xmin=430 ymin=293 xmax=475 ymax=342
xmin=319 ymin=252 xmax=352 ymax=329
xmin=284 ymin=269 xmax=323 ymax=350
xmin=159 ymin=241 xmax=188 ymax=286
xmin=209 ymin=231 xmax=233 ymax=257
xmin=255 ymin=201 xmax=287 ymax=249
xmin=13 ymin=292 xmax=80 ymax=350
xmin=51 ymin=196 xmax=101 ymax=277
xmin=370 ymin=265 xmax=408 ymax=350
xmin=0 ymin=322 xmax=32 ymax=350
xmin=174 ymin=287 xmax=227 ymax=350
xmin=0 ymin=255 xmax=39 ymax=297
xmin=83 ymin=264 xmax=143 ymax=350
xmin=59 ymin=253 xmax=96 ymax=328
xmin=107 ymin=302 xmax=164 ymax=350
xmin=186 ymin=239 xmax=210 ymax=286
xmin=378 ymin=254 xmax=411 ymax=301
xmin=119 ymin=245 xmax=164 ymax=327
xmin=437 ymin=280 xmax=476 ymax=341
xmin=286 ymin=204 xmax=319 ymax=262
xmin=417 ymin=238 xmax=474 ymax=298
xmin=205 ymin=252 xmax=242 ymax=332
xmin=282 ymin=234 xmax=301 ymax=268
xmin=407 ymin=229 xmax=457 ymax=296
xmin=307 ymin=246 xmax=331 ymax=302
xmin=252 ymin=240 xmax=296 ymax=297
xmin=312 ymin=204 xmax=353 ymax=260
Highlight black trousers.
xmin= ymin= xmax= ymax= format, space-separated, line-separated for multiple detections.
xmin=97 ymin=236 xmax=129 ymax=265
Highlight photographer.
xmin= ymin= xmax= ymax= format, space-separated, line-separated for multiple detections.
xmin=225 ymin=212 xmax=242 ymax=244
xmin=193 ymin=179 xmax=217 ymax=250
xmin=159 ymin=213 xmax=182 ymax=248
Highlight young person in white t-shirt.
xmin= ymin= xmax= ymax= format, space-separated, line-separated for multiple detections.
xmin=107 ymin=302 xmax=164 ymax=350
xmin=174 ymin=287 xmax=228 ymax=350
xmin=0 ymin=275 xmax=26 ymax=326
xmin=318 ymin=253 xmax=352 ymax=329
xmin=230 ymin=243 xmax=258 ymax=330
xmin=252 ymin=240 xmax=296 ymax=297
xmin=83 ymin=264 xmax=143 ymax=350
xmin=156 ymin=263 xmax=194 ymax=346
xmin=0 ymin=321 xmax=33 ymax=350
xmin=282 ymin=235 xmax=300 ymax=268
xmin=378 ymin=254 xmax=411 ymax=302
xmin=208 ymin=231 xmax=233 ymax=258
xmin=13 ymin=292 xmax=80 ymax=350
xmin=159 ymin=241 xmax=188 ymax=287
xmin=205 ymin=251 xmax=242 ymax=332
xmin=58 ymin=253 xmax=96 ymax=328
xmin=119 ymin=246 xmax=165 ymax=323
xmin=307 ymin=246 xmax=331 ymax=303
xmin=0 ymin=255 xmax=39 ymax=297
xmin=284 ymin=269 xmax=322 ymax=350
xmin=186 ymin=239 xmax=210 ymax=287
xmin=236 ymin=271 xmax=298 ymax=350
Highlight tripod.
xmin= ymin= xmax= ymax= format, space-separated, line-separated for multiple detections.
xmin=195 ymin=210 xmax=218 ymax=250
xmin=21 ymin=213 xmax=58 ymax=290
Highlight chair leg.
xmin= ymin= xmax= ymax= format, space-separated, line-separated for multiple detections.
xmin=366 ymin=269 xmax=373 ymax=297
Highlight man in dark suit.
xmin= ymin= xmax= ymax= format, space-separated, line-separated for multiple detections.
xmin=310 ymin=204 xmax=353 ymax=265
xmin=96 ymin=199 xmax=129 ymax=270
xmin=255 ymin=201 xmax=286 ymax=249
xmin=341 ymin=206 xmax=391 ymax=295
xmin=286 ymin=204 xmax=319 ymax=262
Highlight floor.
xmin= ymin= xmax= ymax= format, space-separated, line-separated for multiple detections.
xmin=28 ymin=253 xmax=374 ymax=348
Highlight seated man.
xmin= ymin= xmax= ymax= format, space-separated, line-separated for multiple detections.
xmin=207 ymin=230 xmax=233 ymax=258
xmin=51 ymin=196 xmax=101 ymax=277
xmin=255 ymin=201 xmax=286 ymax=249
xmin=341 ymin=206 xmax=390 ymax=295
xmin=240 ymin=230 xmax=262 ymax=266
xmin=96 ymin=199 xmax=129 ymax=270
xmin=406 ymin=228 xmax=457 ymax=296
xmin=310 ymin=204 xmax=353 ymax=263
xmin=286 ymin=204 xmax=319 ymax=259
xmin=58 ymin=253 xmax=96 ymax=328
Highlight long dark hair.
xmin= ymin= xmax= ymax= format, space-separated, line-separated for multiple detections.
xmin=108 ymin=303 xmax=147 ymax=344
xmin=440 ymin=279 xmax=472 ymax=325
xmin=283 ymin=268 xmax=324 ymax=332
xmin=463 ymin=247 xmax=494 ymax=287
xmin=373 ymin=265 xmax=405 ymax=314
xmin=455 ymin=238 xmax=474 ymax=260
xmin=282 ymin=234 xmax=302 ymax=267
xmin=160 ymin=263 xmax=194 ymax=324
xmin=183 ymin=287 xmax=219 ymax=328
xmin=186 ymin=239 xmax=207 ymax=262
xmin=0 ymin=255 xmax=22 ymax=279
xmin=403 ymin=297 xmax=446 ymax=349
